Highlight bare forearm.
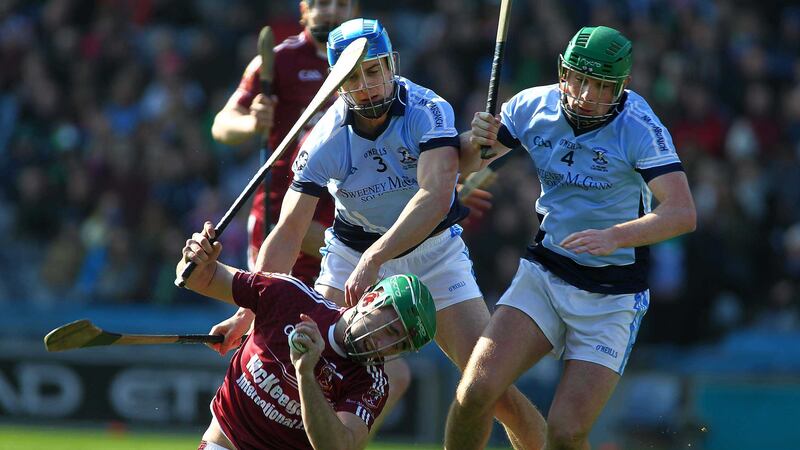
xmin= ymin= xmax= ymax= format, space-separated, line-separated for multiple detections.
xmin=211 ymin=110 xmax=259 ymax=146
xmin=179 ymin=260 xmax=236 ymax=304
xmin=299 ymin=221 xmax=327 ymax=260
xmin=367 ymin=189 xmax=450 ymax=264
xmin=610 ymin=203 xmax=696 ymax=248
xmin=255 ymin=227 xmax=306 ymax=273
xmin=298 ymin=373 xmax=358 ymax=450
xmin=459 ymin=131 xmax=483 ymax=175
xmin=256 ymin=190 xmax=319 ymax=272
xmin=458 ymin=131 xmax=509 ymax=175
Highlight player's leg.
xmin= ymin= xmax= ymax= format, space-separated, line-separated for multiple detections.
xmin=546 ymin=360 xmax=619 ymax=450
xmin=545 ymin=289 xmax=649 ymax=449
xmin=444 ymin=258 xmax=567 ymax=450
xmin=443 ymin=304 xmax=552 ymax=450
xmin=201 ymin=416 xmax=236 ymax=450
xmin=403 ymin=231 xmax=548 ymax=448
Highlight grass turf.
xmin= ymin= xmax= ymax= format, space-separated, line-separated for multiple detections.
xmin=0 ymin=424 xmax=511 ymax=449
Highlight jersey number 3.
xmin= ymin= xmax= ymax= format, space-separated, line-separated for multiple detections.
xmin=373 ymin=156 xmax=388 ymax=172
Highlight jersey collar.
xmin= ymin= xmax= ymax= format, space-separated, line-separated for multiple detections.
xmin=328 ymin=323 xmax=347 ymax=358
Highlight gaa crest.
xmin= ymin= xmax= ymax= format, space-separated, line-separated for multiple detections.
xmin=317 ymin=364 xmax=336 ymax=391
xmin=362 ymin=387 xmax=383 ymax=409
xmin=398 ymin=147 xmax=417 ymax=169
xmin=293 ymin=150 xmax=310 ymax=172
xmin=591 ymin=147 xmax=609 ymax=172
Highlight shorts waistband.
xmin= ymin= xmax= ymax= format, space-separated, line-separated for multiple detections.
xmin=398 ymin=225 xmax=462 ymax=258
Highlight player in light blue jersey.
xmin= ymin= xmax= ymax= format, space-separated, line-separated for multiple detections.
xmin=209 ymin=18 xmax=545 ymax=448
xmin=446 ymin=26 xmax=697 ymax=450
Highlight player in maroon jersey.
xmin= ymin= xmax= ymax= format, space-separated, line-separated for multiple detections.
xmin=180 ymin=221 xmax=436 ymax=450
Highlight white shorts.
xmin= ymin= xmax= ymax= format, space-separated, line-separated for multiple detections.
xmin=497 ymin=258 xmax=649 ymax=374
xmin=316 ymin=225 xmax=482 ymax=311
xmin=198 ymin=441 xmax=230 ymax=450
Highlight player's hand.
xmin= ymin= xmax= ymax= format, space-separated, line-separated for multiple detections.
xmin=179 ymin=221 xmax=222 ymax=286
xmin=469 ymin=112 xmax=501 ymax=148
xmin=344 ymin=256 xmax=380 ymax=307
xmin=560 ymin=228 xmax=620 ymax=256
xmin=289 ymin=314 xmax=324 ymax=374
xmin=207 ymin=309 xmax=254 ymax=356
xmin=250 ymin=94 xmax=277 ymax=133
xmin=458 ymin=185 xmax=493 ymax=224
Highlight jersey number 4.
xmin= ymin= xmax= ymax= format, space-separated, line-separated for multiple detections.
xmin=373 ymin=156 xmax=388 ymax=172
xmin=560 ymin=151 xmax=575 ymax=166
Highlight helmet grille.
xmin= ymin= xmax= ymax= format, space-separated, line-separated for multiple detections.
xmin=606 ymin=40 xmax=623 ymax=56
xmin=328 ymin=28 xmax=344 ymax=44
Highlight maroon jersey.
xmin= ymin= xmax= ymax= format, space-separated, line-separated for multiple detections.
xmin=234 ymin=29 xmax=336 ymax=281
xmin=211 ymin=271 xmax=388 ymax=450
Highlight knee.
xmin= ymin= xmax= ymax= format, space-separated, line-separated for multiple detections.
xmin=547 ymin=420 xmax=590 ymax=450
xmin=493 ymin=386 xmax=532 ymax=419
xmin=455 ymin=373 xmax=505 ymax=414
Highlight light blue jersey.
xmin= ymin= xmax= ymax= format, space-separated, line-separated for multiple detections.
xmin=498 ymin=85 xmax=683 ymax=294
xmin=292 ymin=77 xmax=466 ymax=253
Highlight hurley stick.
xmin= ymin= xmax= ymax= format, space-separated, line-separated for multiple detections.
xmin=175 ymin=37 xmax=368 ymax=287
xmin=481 ymin=0 xmax=513 ymax=159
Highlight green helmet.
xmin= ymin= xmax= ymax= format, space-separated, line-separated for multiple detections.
xmin=559 ymin=26 xmax=632 ymax=127
xmin=344 ymin=274 xmax=437 ymax=364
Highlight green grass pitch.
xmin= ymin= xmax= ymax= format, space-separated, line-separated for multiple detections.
xmin=0 ymin=424 xmax=511 ymax=449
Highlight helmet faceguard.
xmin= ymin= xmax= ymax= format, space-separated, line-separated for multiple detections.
xmin=558 ymin=26 xmax=632 ymax=129
xmin=328 ymin=18 xmax=398 ymax=119
xmin=344 ymin=274 xmax=436 ymax=365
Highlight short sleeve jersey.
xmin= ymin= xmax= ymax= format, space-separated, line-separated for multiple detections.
xmin=211 ymin=272 xmax=389 ymax=450
xmin=499 ymin=85 xmax=683 ymax=293
xmin=290 ymin=78 xmax=467 ymax=252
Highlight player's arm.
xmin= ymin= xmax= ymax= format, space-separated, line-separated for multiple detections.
xmin=290 ymin=316 xmax=368 ymax=450
xmin=612 ymin=171 xmax=696 ymax=246
xmin=227 ymin=188 xmax=319 ymax=324
xmin=344 ymin=146 xmax=457 ymax=304
xmin=177 ymin=221 xmax=236 ymax=304
xmin=382 ymin=146 xmax=459 ymax=251
xmin=255 ymin=188 xmax=320 ymax=272
xmin=458 ymin=112 xmax=513 ymax=175
xmin=300 ymin=220 xmax=327 ymax=259
xmin=211 ymin=93 xmax=275 ymax=146
xmin=369 ymin=147 xmax=458 ymax=260
xmin=562 ymin=171 xmax=697 ymax=255
xmin=206 ymin=190 xmax=320 ymax=354
xmin=297 ymin=373 xmax=369 ymax=450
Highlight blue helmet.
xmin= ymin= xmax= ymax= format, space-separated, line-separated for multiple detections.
xmin=327 ymin=18 xmax=392 ymax=66
xmin=327 ymin=18 xmax=397 ymax=119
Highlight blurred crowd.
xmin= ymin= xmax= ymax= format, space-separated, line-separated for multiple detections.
xmin=1 ymin=0 xmax=799 ymax=345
